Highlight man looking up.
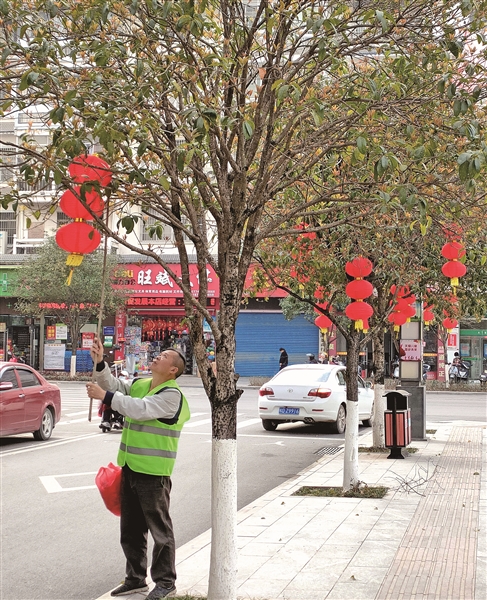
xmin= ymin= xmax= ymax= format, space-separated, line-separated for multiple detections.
xmin=87 ymin=338 xmax=190 ymax=600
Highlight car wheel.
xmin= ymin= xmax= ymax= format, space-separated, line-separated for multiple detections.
xmin=332 ymin=404 xmax=346 ymax=434
xmin=33 ymin=408 xmax=54 ymax=441
xmin=262 ymin=419 xmax=278 ymax=431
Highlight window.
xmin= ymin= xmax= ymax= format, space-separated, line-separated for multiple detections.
xmin=0 ymin=211 xmax=17 ymax=245
xmin=17 ymin=369 xmax=41 ymax=387
xmin=0 ymin=368 xmax=19 ymax=388
xmin=0 ymin=146 xmax=17 ymax=183
xmin=141 ymin=215 xmax=173 ymax=243
xmin=336 ymin=371 xmax=346 ymax=386
xmin=57 ymin=211 xmax=70 ymax=227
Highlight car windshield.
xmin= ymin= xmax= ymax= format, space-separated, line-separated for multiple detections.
xmin=272 ymin=369 xmax=332 ymax=384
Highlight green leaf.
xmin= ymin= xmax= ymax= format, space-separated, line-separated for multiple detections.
xmin=243 ymin=119 xmax=254 ymax=140
xmin=137 ymin=141 xmax=149 ymax=156
xmin=356 ymin=136 xmax=367 ymax=153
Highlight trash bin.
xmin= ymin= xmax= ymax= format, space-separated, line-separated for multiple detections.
xmin=383 ymin=390 xmax=411 ymax=459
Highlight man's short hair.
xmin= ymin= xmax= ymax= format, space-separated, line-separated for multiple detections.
xmin=167 ymin=349 xmax=186 ymax=378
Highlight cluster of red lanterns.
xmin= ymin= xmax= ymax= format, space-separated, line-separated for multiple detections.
xmin=56 ymin=155 xmax=112 ymax=284
xmin=441 ymin=241 xmax=466 ymax=294
xmin=344 ymin=257 xmax=374 ymax=332
xmin=387 ymin=285 xmax=417 ymax=332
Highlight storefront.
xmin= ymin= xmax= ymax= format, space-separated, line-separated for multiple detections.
xmin=113 ymin=263 xmax=219 ymax=374
xmin=459 ymin=322 xmax=487 ymax=380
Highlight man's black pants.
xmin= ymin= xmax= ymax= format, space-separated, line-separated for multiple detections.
xmin=120 ymin=466 xmax=176 ymax=588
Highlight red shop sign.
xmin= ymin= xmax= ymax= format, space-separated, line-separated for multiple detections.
xmin=114 ymin=264 xmax=219 ymax=298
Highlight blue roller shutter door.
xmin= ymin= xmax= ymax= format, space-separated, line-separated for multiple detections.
xmin=235 ymin=312 xmax=319 ymax=377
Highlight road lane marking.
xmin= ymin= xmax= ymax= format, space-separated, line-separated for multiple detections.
xmin=0 ymin=433 xmax=101 ymax=457
xmin=185 ymin=418 xmax=213 ymax=428
xmin=236 ymin=418 xmax=262 ymax=429
xmin=40 ymin=471 xmax=97 ymax=493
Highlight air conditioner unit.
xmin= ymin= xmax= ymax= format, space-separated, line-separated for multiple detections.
xmin=0 ymin=231 xmax=7 ymax=254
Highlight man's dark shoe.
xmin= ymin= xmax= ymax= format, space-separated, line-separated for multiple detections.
xmin=111 ymin=581 xmax=149 ymax=596
xmin=145 ymin=584 xmax=177 ymax=599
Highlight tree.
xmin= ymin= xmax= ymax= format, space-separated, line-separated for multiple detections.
xmin=15 ymin=238 xmax=126 ymax=374
xmin=2 ymin=2 xmax=487 ymax=597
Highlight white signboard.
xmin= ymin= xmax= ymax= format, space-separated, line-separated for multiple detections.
xmin=44 ymin=344 xmax=66 ymax=370
xmin=55 ymin=324 xmax=68 ymax=340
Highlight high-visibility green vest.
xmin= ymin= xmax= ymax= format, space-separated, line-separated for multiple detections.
xmin=117 ymin=378 xmax=190 ymax=476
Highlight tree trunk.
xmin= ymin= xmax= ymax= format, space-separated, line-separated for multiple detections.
xmin=342 ymin=330 xmax=361 ymax=491
xmin=371 ymin=330 xmax=386 ymax=448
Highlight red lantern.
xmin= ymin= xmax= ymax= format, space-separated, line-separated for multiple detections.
xmin=345 ymin=257 xmax=373 ymax=278
xmin=390 ymin=284 xmax=410 ymax=298
xmin=314 ymin=314 xmax=332 ymax=334
xmin=441 ymin=242 xmax=466 ymax=260
xmin=56 ymin=221 xmax=101 ymax=260
xmin=423 ymin=306 xmax=435 ymax=325
xmin=68 ymin=154 xmax=113 ymax=187
xmin=388 ymin=311 xmax=408 ymax=331
xmin=60 ymin=187 xmax=105 ymax=220
xmin=394 ymin=299 xmax=417 ymax=319
xmin=345 ymin=279 xmax=373 ymax=300
xmin=345 ymin=301 xmax=373 ymax=331
xmin=442 ymin=317 xmax=458 ymax=332
xmin=441 ymin=261 xmax=467 ymax=288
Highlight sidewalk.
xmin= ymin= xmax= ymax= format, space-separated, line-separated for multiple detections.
xmin=98 ymin=419 xmax=486 ymax=600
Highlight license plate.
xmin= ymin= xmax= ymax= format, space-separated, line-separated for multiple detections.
xmin=279 ymin=407 xmax=299 ymax=415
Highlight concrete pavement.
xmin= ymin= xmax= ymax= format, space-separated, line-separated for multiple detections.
xmin=96 ymin=383 xmax=486 ymax=600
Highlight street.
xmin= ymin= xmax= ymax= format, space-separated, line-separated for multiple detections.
xmin=0 ymin=380 xmax=485 ymax=600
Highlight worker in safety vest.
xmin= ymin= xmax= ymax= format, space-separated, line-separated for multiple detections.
xmin=87 ymin=338 xmax=190 ymax=600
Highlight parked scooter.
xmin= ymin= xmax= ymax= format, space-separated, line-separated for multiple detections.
xmin=448 ymin=360 xmax=470 ymax=383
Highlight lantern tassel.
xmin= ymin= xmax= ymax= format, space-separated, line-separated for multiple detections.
xmin=66 ymin=268 xmax=74 ymax=286
xmin=450 ymin=277 xmax=459 ymax=288
xmin=66 ymin=253 xmax=84 ymax=267
xmin=355 ymin=319 xmax=363 ymax=331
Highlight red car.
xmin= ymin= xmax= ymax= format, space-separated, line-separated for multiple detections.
xmin=0 ymin=362 xmax=61 ymax=441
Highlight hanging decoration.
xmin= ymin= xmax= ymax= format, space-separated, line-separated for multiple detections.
xmin=388 ymin=284 xmax=417 ymax=330
xmin=56 ymin=155 xmax=112 ymax=285
xmin=344 ymin=258 xmax=374 ymax=332
xmin=314 ymin=314 xmax=333 ymax=335
xmin=442 ymin=316 xmax=458 ymax=332
xmin=423 ymin=304 xmax=435 ymax=326
xmin=441 ymin=241 xmax=466 ymax=293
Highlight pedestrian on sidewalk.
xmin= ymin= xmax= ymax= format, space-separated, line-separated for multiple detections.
xmin=279 ymin=347 xmax=289 ymax=370
xmin=86 ymin=338 xmax=190 ymax=600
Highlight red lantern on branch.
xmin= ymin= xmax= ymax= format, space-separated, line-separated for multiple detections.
xmin=345 ymin=301 xmax=373 ymax=331
xmin=388 ymin=311 xmax=408 ymax=332
xmin=345 ymin=279 xmax=374 ymax=300
xmin=441 ymin=241 xmax=467 ymax=292
xmin=423 ymin=305 xmax=435 ymax=326
xmin=59 ymin=187 xmax=105 ymax=220
xmin=56 ymin=221 xmax=101 ymax=260
xmin=345 ymin=257 xmax=373 ymax=278
xmin=442 ymin=317 xmax=458 ymax=332
xmin=68 ymin=154 xmax=113 ymax=187
xmin=314 ymin=314 xmax=333 ymax=334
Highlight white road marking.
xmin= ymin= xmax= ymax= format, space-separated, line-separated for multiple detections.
xmin=39 ymin=471 xmax=98 ymax=493
xmin=185 ymin=418 xmax=213 ymax=428
xmin=236 ymin=418 xmax=262 ymax=430
xmin=0 ymin=433 xmax=101 ymax=457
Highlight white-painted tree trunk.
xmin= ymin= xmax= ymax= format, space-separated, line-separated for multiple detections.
xmin=342 ymin=401 xmax=359 ymax=490
xmin=70 ymin=354 xmax=76 ymax=377
xmin=372 ymin=383 xmax=386 ymax=448
xmin=208 ymin=438 xmax=238 ymax=600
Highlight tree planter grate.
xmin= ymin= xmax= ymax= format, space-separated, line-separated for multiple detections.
xmin=315 ymin=446 xmax=343 ymax=457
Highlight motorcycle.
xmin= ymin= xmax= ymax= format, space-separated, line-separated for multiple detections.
xmin=448 ymin=360 xmax=470 ymax=383
xmin=479 ymin=370 xmax=487 ymax=388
